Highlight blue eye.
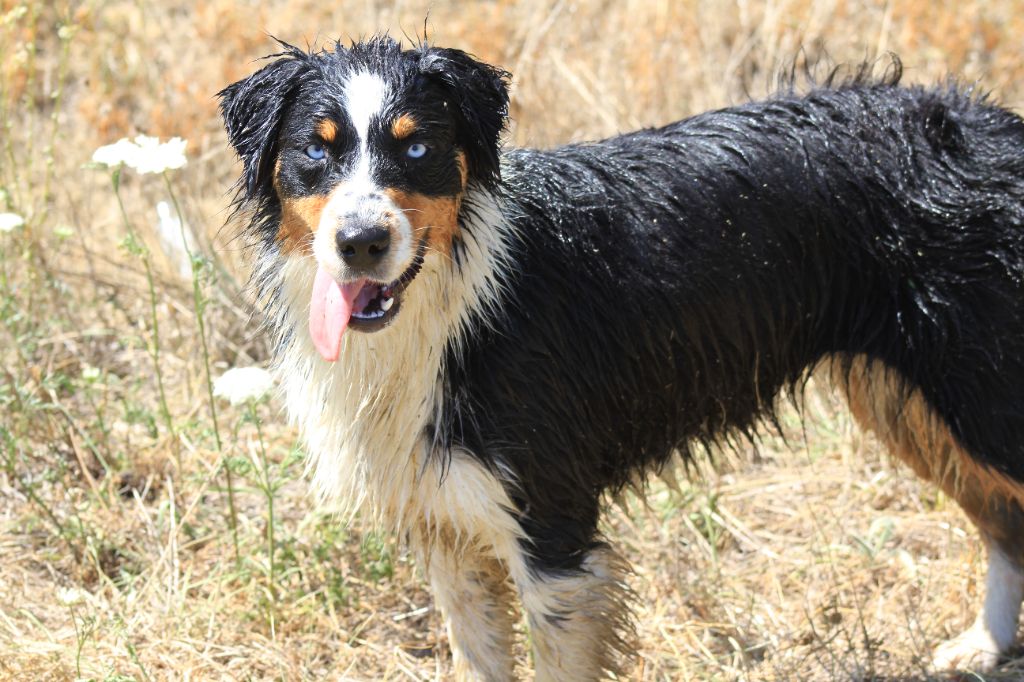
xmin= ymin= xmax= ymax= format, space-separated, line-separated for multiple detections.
xmin=305 ymin=144 xmax=326 ymax=160
xmin=406 ymin=143 xmax=428 ymax=159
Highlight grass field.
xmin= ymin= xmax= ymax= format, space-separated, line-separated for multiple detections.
xmin=3 ymin=1 xmax=1024 ymax=679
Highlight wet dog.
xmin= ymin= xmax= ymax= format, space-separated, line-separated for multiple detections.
xmin=220 ymin=37 xmax=1024 ymax=679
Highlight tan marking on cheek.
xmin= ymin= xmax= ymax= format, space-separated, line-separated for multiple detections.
xmin=317 ymin=119 xmax=338 ymax=143
xmin=390 ymin=114 xmax=418 ymax=140
xmin=273 ymin=158 xmax=330 ymax=255
xmin=834 ymin=354 xmax=1024 ymax=561
xmin=276 ymin=193 xmax=329 ymax=256
xmin=383 ymin=188 xmax=464 ymax=256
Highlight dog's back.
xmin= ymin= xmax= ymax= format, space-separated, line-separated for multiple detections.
xmin=446 ymin=79 xmax=1024 ymax=555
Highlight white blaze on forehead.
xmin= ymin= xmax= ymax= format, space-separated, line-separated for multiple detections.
xmin=311 ymin=69 xmax=412 ymax=283
xmin=343 ymin=71 xmax=388 ymax=145
xmin=341 ymin=70 xmax=388 ymax=192
xmin=312 ymin=70 xmax=414 ymax=282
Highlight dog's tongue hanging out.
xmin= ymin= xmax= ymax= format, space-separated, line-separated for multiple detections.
xmin=309 ymin=267 xmax=364 ymax=362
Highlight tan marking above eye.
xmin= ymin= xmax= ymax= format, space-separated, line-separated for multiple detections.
xmin=391 ymin=114 xmax=419 ymax=140
xmin=317 ymin=119 xmax=338 ymax=143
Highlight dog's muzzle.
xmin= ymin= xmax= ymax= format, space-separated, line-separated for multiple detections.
xmin=308 ymin=192 xmax=422 ymax=362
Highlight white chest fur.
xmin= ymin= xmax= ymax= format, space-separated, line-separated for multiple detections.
xmin=268 ymin=189 xmax=517 ymax=536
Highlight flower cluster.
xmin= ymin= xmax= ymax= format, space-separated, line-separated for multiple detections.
xmin=57 ymin=586 xmax=89 ymax=607
xmin=92 ymin=135 xmax=188 ymax=174
xmin=213 ymin=367 xmax=275 ymax=406
xmin=0 ymin=212 xmax=24 ymax=232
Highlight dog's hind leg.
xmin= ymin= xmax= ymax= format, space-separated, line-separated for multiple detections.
xmin=509 ymin=544 xmax=635 ymax=682
xmin=420 ymin=537 xmax=517 ymax=682
xmin=931 ymin=540 xmax=1024 ymax=672
xmin=836 ymin=355 xmax=1024 ymax=674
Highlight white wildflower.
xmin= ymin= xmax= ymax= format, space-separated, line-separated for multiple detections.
xmin=92 ymin=137 xmax=140 ymax=168
xmin=213 ymin=367 xmax=275 ymax=405
xmin=2 ymin=7 xmax=28 ymax=26
xmin=91 ymin=135 xmax=187 ymax=174
xmin=131 ymin=135 xmax=187 ymax=174
xmin=0 ymin=212 xmax=24 ymax=232
xmin=57 ymin=587 xmax=88 ymax=606
xmin=155 ymin=200 xmax=196 ymax=279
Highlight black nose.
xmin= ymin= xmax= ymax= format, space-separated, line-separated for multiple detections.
xmin=336 ymin=222 xmax=390 ymax=271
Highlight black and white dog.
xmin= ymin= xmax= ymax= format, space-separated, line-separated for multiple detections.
xmin=219 ymin=37 xmax=1024 ymax=680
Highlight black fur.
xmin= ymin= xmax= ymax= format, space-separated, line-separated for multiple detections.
xmin=219 ymin=47 xmax=309 ymax=196
xmin=417 ymin=46 xmax=511 ymax=186
xmin=443 ymin=75 xmax=1024 ymax=571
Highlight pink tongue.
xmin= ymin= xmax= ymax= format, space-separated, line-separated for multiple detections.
xmin=309 ymin=267 xmax=365 ymax=362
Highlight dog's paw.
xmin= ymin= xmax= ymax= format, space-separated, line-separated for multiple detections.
xmin=931 ymin=625 xmax=1003 ymax=674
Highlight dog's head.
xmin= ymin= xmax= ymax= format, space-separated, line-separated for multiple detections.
xmin=219 ymin=37 xmax=510 ymax=360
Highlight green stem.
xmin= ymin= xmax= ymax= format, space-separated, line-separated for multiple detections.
xmin=125 ymin=637 xmax=152 ymax=682
xmin=19 ymin=3 xmax=39 ymax=212
xmin=39 ymin=17 xmax=74 ymax=230
xmin=1 ymin=431 xmax=80 ymax=561
xmin=85 ymin=384 xmax=111 ymax=459
xmin=111 ymin=172 xmax=178 ymax=471
xmin=162 ymin=173 xmax=238 ymax=564
xmin=251 ymin=404 xmax=275 ymax=602
xmin=69 ymin=605 xmax=84 ymax=679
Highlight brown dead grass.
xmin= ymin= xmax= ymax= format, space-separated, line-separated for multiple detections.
xmin=2 ymin=1 xmax=1024 ymax=680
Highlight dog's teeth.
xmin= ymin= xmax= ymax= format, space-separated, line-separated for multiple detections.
xmin=381 ymin=297 xmax=394 ymax=312
xmin=353 ymin=310 xmax=385 ymax=320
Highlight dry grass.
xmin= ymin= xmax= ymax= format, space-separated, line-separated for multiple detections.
xmin=2 ymin=0 xmax=1024 ymax=680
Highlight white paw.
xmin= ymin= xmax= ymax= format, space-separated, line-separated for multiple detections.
xmin=932 ymin=625 xmax=1004 ymax=674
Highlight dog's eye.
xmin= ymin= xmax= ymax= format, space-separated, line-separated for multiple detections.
xmin=305 ymin=144 xmax=326 ymax=160
xmin=405 ymin=143 xmax=428 ymax=159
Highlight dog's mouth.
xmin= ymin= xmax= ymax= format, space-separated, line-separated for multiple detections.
xmin=308 ymin=252 xmax=424 ymax=362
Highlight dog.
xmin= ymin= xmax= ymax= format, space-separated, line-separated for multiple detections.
xmin=219 ymin=36 xmax=1024 ymax=680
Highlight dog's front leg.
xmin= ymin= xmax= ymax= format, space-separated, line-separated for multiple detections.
xmin=513 ymin=545 xmax=636 ymax=682
xmin=415 ymin=529 xmax=517 ymax=682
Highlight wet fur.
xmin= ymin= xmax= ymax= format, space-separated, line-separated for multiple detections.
xmin=220 ymin=38 xmax=1024 ymax=679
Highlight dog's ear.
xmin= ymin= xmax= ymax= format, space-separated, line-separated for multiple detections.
xmin=417 ymin=47 xmax=510 ymax=187
xmin=218 ymin=51 xmax=308 ymax=197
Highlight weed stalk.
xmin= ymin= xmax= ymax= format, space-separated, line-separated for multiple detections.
xmin=162 ymin=171 xmax=239 ymax=565
xmin=251 ymin=403 xmax=276 ymax=601
xmin=111 ymin=169 xmax=179 ymax=472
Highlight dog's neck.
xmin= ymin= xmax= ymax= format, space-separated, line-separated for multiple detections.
xmin=269 ymin=186 xmax=515 ymax=527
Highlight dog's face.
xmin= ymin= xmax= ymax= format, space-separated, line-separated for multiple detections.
xmin=219 ymin=38 xmax=509 ymax=360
